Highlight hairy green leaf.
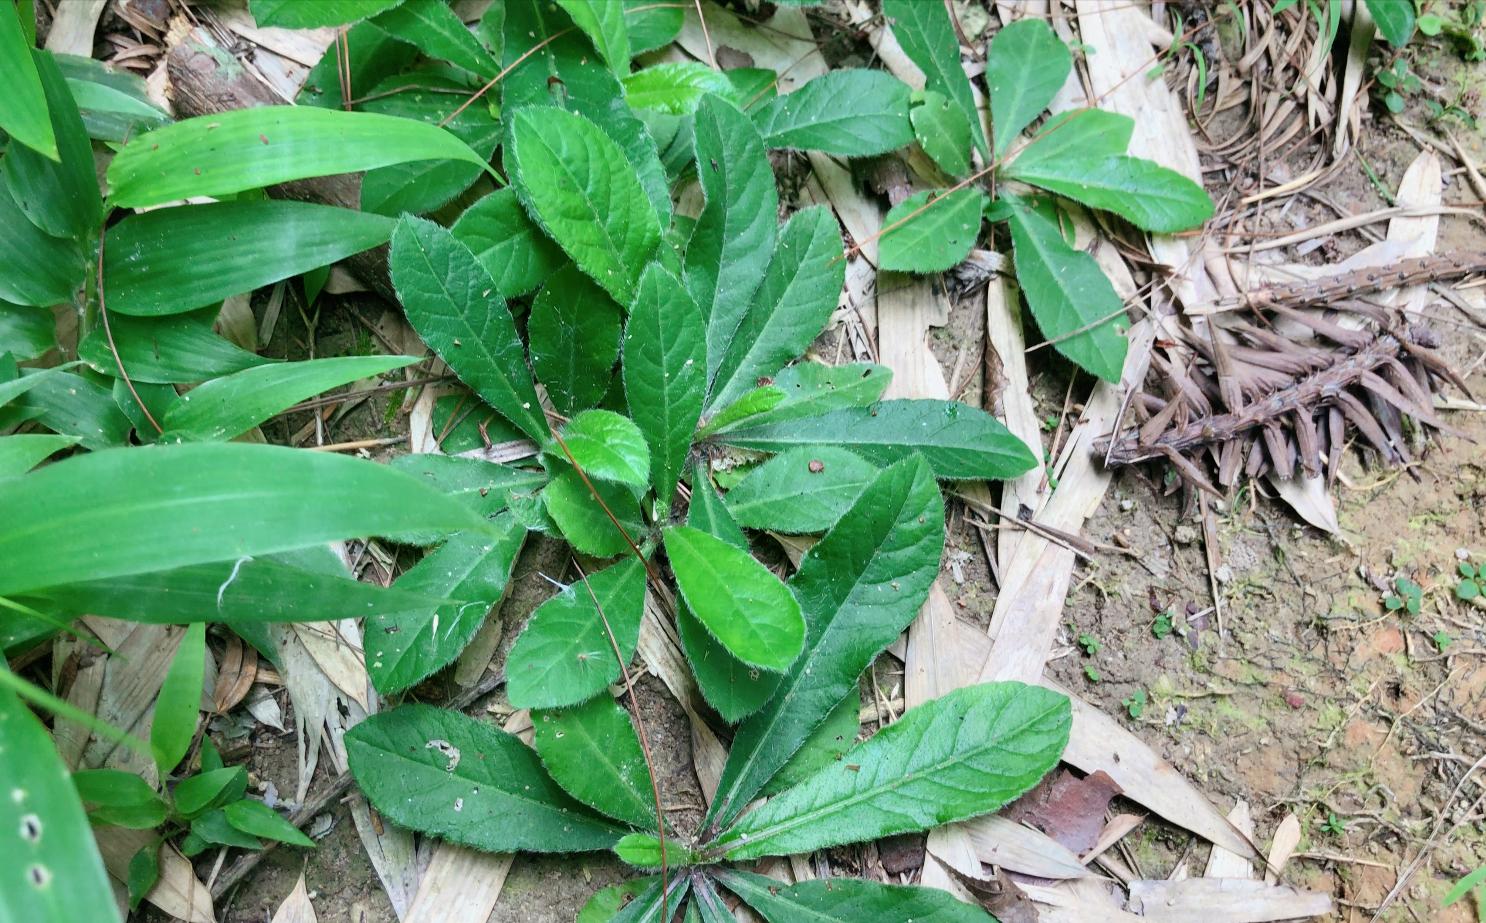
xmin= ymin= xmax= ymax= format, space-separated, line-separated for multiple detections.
xmin=152 ymin=623 xmax=206 ymax=772
xmin=613 ymin=833 xmax=702 ymax=869
xmin=624 ymin=63 xmax=731 ymax=113
xmin=542 ymin=469 xmax=646 ymax=558
xmin=534 ymin=696 xmax=655 ymax=827
xmin=751 ymin=70 xmax=913 ymax=155
xmin=986 ymin=18 xmax=1070 ymax=157
xmin=705 ymin=362 xmax=891 ymax=435
xmin=761 ymin=690 xmax=859 ymax=797
xmin=104 ymin=201 xmax=394 ymax=316
xmin=725 ymin=447 xmax=877 ymax=534
xmin=347 ymin=703 xmax=626 ymax=852
xmin=1005 ymin=197 xmax=1127 ymax=382
xmin=450 ymin=188 xmax=567 ymax=299
xmin=79 ymin=308 xmax=271 ymax=384
xmin=579 ymin=879 xmax=654 ymax=923
xmin=552 ymin=410 xmax=650 ymax=490
xmin=505 ymin=557 xmax=647 ymax=709
xmin=882 ymin=0 xmax=986 ymax=156
xmin=721 ymin=871 xmax=993 ymax=923
xmin=557 ymin=0 xmax=630 ymax=74
xmin=387 ymin=452 xmax=546 ymax=543
xmin=3 ymin=50 xmax=100 ymax=239
xmin=297 ymin=19 xmax=417 ymax=110
xmin=717 ymin=399 xmax=1036 ymax=481
xmin=1004 ymin=153 xmax=1214 ymax=233
xmin=624 ymin=0 xmax=683 ymax=54
xmin=686 ymin=467 xmax=748 ymax=551
xmin=706 ymin=457 xmax=944 ymax=826
xmin=665 ymin=525 xmax=804 ymax=671
xmin=0 ymin=2 xmax=57 ymax=158
xmin=624 ymin=263 xmax=706 ymax=501
xmin=910 ymin=90 xmax=971 ymax=176
xmin=529 ymin=264 xmax=622 ymax=416
xmin=389 ymin=215 xmax=548 ymax=439
xmin=879 ymin=188 xmax=986 ymax=274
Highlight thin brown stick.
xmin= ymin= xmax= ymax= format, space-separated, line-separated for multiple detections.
xmin=96 ymin=230 xmax=162 ymax=435
xmin=440 ymin=28 xmax=575 ymax=127
xmin=693 ymin=0 xmax=717 ymax=69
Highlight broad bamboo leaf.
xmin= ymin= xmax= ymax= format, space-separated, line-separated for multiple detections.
xmin=79 ymin=307 xmax=271 ymax=384
xmin=107 ymin=105 xmax=487 ymax=207
xmin=222 ymin=799 xmax=314 ymax=847
xmin=624 ymin=263 xmax=706 ymax=501
xmin=1008 ymin=108 xmax=1133 ymax=170
xmin=533 ymin=696 xmax=655 ymax=827
xmin=371 ymin=0 xmax=499 ymax=76
xmin=725 ymin=446 xmax=877 ymax=534
xmin=0 ymin=686 xmax=119 ymax=923
xmin=882 ymin=0 xmax=986 ymax=156
xmin=0 ymin=2 xmax=57 ymax=158
xmin=1005 ymin=197 xmax=1127 ymax=382
xmin=161 ymin=355 xmax=415 ymax=442
xmin=705 ymin=362 xmax=891 ymax=435
xmin=0 ymin=434 xmax=77 ymax=477
xmin=0 ymin=181 xmax=85 ymax=307
xmin=0 ymin=367 xmax=130 ymax=450
xmin=664 ymin=525 xmax=804 ymax=671
xmin=104 ymin=201 xmax=395 ymax=316
xmin=450 ymin=187 xmax=567 ymax=299
xmin=879 ymin=188 xmax=986 ymax=274
xmin=3 ymin=50 xmax=100 ymax=239
xmin=910 ymin=90 xmax=971 ymax=176
xmin=551 ymin=410 xmax=650 ymax=490
xmin=507 ymin=106 xmax=662 ymax=305
xmin=707 ymin=207 xmax=843 ymax=413
xmin=541 ymin=469 xmax=646 ymax=558
xmin=0 ymin=301 xmax=56 ymax=359
xmin=718 ymin=683 xmax=1070 ymax=858
xmin=687 ymin=95 xmax=777 ymax=375
xmin=706 ymin=457 xmax=944 ymax=826
xmin=751 ymin=70 xmax=913 ymax=155
xmin=347 ymin=703 xmax=627 ymax=852
xmin=1366 ymin=0 xmax=1415 ymax=46
xmin=0 ymin=443 xmax=489 ymax=596
xmin=386 ymin=453 xmax=545 ymax=543
xmin=717 ymin=399 xmax=1036 ymax=481
xmin=557 ymin=0 xmax=630 ymax=74
xmin=529 ymin=264 xmax=622 ymax=415
xmin=721 ymin=871 xmax=993 ymax=923
xmin=151 ymin=623 xmax=206 ymax=772
xmin=985 ymin=18 xmax=1069 ymax=157
xmin=624 ymin=63 xmax=731 ymax=113
xmin=367 ymin=516 xmax=526 ymax=695
xmin=389 ymin=215 xmax=548 ymax=439
xmin=505 ymin=557 xmax=647 ymax=709
xmin=1004 ymin=153 xmax=1214 ymax=233
xmin=72 ymin=769 xmax=169 ymax=829
xmin=54 ymin=53 xmax=170 ymax=142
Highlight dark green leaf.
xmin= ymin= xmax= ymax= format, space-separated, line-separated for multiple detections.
xmin=579 ymin=879 xmax=655 ymax=923
xmin=79 ymin=307 xmax=271 ymax=384
xmin=125 ymin=844 xmax=159 ymax=911
xmin=882 ymin=0 xmax=986 ymax=156
xmin=910 ymin=90 xmax=971 ymax=176
xmin=687 ymin=466 xmax=748 ymax=550
xmin=450 ymin=187 xmax=567 ymax=299
xmin=0 ymin=302 xmax=56 ymax=359
xmin=0 ymin=181 xmax=85 ymax=307
xmin=1005 ymin=197 xmax=1127 ymax=382
xmin=761 ymin=690 xmax=859 ymax=797
xmin=612 ymin=876 xmax=691 ymax=923
xmin=0 ymin=368 xmax=130 ymax=450
xmin=624 ymin=263 xmax=706 ymax=501
xmin=557 ymin=0 xmax=630 ymax=74
xmin=368 ymin=516 xmax=526 ymax=695
xmin=665 ymin=525 xmax=804 ymax=671
xmin=386 ymin=453 xmax=545 ymax=543
xmin=190 ymin=809 xmax=261 ymax=850
xmin=251 ymin=0 xmax=406 ymax=28
xmin=529 ymin=264 xmax=623 ymax=416
xmin=505 ymin=557 xmax=647 ymax=709
xmin=707 ymin=207 xmax=844 ymax=413
xmin=107 ymin=105 xmax=488 ymax=208
xmin=717 ymin=399 xmax=1036 ymax=481
xmin=725 ymin=446 xmax=877 ymax=534
xmin=151 ymin=623 xmax=205 ymax=773
xmin=986 ymin=18 xmax=1070 ymax=157
xmin=1366 ymin=0 xmax=1415 ymax=46
xmin=706 ymin=362 xmax=891 ymax=435
xmin=534 ymin=696 xmax=655 ymax=827
xmin=389 ymin=214 xmax=548 ymax=440
xmin=71 ymin=768 xmax=168 ymax=828
xmin=1005 ymin=149 xmax=1213 ymax=233
xmin=706 ymin=457 xmax=944 ymax=826
xmin=1009 ymin=108 xmax=1133 ymax=170
xmin=171 ymin=766 xmax=249 ymax=818
xmin=0 ymin=434 xmax=77 ymax=477
xmin=347 ymin=703 xmax=627 ymax=851
xmin=751 ymin=70 xmax=913 ymax=155
xmin=879 ymin=188 xmax=986 ymax=274
xmin=297 ymin=20 xmax=417 ymax=110
xmin=0 ymin=1 xmax=56 ymax=158
xmin=0 ymin=443 xmax=490 ymax=597
xmin=721 ymin=871 xmax=993 ymax=923
xmin=541 ymin=469 xmax=646 ymax=558
xmin=371 ymin=0 xmax=499 ymax=76
xmin=719 ymin=683 xmax=1069 ymax=858
xmin=223 ymin=799 xmax=314 ymax=847
xmin=3 ymin=50 xmax=100 ymax=239
xmin=104 ymin=201 xmax=395 ymax=316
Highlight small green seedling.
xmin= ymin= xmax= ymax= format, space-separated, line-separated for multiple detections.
xmin=1078 ymin=632 xmax=1101 ymax=656
xmin=1321 ymin=811 xmax=1347 ymax=838
xmin=1384 ymin=576 xmax=1423 ymax=614
xmin=1375 ymin=57 xmax=1423 ymax=113
xmin=1152 ymin=610 xmax=1175 ymax=639
xmin=1457 ymin=562 xmax=1482 ymax=601
xmin=1123 ymin=689 xmax=1147 ymax=719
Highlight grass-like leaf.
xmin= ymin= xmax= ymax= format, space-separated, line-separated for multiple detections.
xmin=2 ymin=50 xmax=101 ymax=239
xmin=151 ymin=623 xmax=205 ymax=773
xmin=0 ymin=2 xmax=57 ymax=158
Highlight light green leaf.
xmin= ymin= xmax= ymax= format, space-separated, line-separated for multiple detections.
xmin=910 ymin=90 xmax=971 ymax=176
xmin=72 ymin=769 xmax=169 ymax=829
xmin=161 ymin=355 xmax=415 ymax=442
xmin=0 ymin=434 xmax=77 ymax=477
xmin=751 ymin=70 xmax=913 ymax=155
xmin=1009 ymin=108 xmax=1133 ymax=170
xmin=624 ymin=62 xmax=731 ymax=113
xmin=1365 ymin=0 xmax=1415 ymax=47
xmin=717 ymin=398 xmax=1036 ymax=481
xmin=579 ymin=879 xmax=655 ymax=923
xmin=386 ymin=453 xmax=546 ymax=544
xmin=189 ymin=809 xmax=261 ymax=851
xmin=725 ymin=447 xmax=877 ymax=534
xmin=761 ymin=690 xmax=859 ymax=797
xmin=223 ymin=799 xmax=314 ymax=847
xmin=170 ymin=766 xmax=249 ymax=818
xmin=721 ymin=871 xmax=993 ymax=923
xmin=718 ymin=682 xmax=1070 ymax=859
xmin=367 ymin=517 xmax=526 ymax=695
xmin=529 ymin=264 xmax=622 ymax=416
xmin=0 ymin=2 xmax=57 ymax=159
xmin=54 ymin=54 xmax=170 ymax=143
xmin=1444 ymin=863 xmax=1486 ymax=907
xmin=508 ymin=106 xmax=662 ymax=304
xmin=1004 ymin=153 xmax=1214 ymax=233
xmin=450 ymin=188 xmax=567 ymax=299
xmin=3 ymin=50 xmax=101 ymax=239
xmin=0 ymin=181 xmax=85 ymax=307
xmin=552 ymin=410 xmax=650 ymax=490
xmin=104 ymin=201 xmax=395 ymax=316
xmin=0 ymin=686 xmax=119 ymax=923
xmin=0 ymin=443 xmax=489 ymax=597
xmin=613 ymin=833 xmax=702 ymax=869
xmin=534 ymin=696 xmax=655 ymax=828
xmin=0 ymin=302 xmax=56 ymax=360
xmin=624 ymin=0 xmax=682 ymax=54
xmin=707 ymin=207 xmax=844 ymax=413
xmin=557 ymin=0 xmax=630 ymax=74
xmin=664 ymin=525 xmax=804 ymax=672
xmin=151 ymin=623 xmax=206 ymax=773
xmin=505 ymin=557 xmax=647 ymax=709
xmin=0 ymin=360 xmax=82 ymax=411
xmin=389 ymin=215 xmax=548 ymax=440
xmin=624 ymin=263 xmax=706 ymax=501
xmin=1005 ymin=197 xmax=1127 ymax=382
xmin=706 ymin=457 xmax=944 ymax=826
xmin=687 ymin=95 xmax=777 ymax=374
xmin=80 ymin=307 xmax=271 ymax=384
xmin=251 ymin=0 xmax=406 ymax=27
xmin=106 ymin=105 xmax=487 ymax=208
xmin=371 ymin=0 xmax=499 ymax=76
xmin=541 ymin=469 xmax=646 ymax=558
xmin=986 ymin=18 xmax=1070 ymax=157
xmin=348 ymin=704 xmax=627 ymax=852
xmin=882 ymin=0 xmax=986 ymax=156
xmin=879 ymin=188 xmax=986 ymax=273
xmin=697 ymin=387 xmax=784 ymax=438
xmin=705 ymin=362 xmax=891 ymax=435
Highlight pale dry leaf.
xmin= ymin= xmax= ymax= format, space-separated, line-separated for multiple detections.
xmin=964 ymin=814 xmax=1093 ymax=880
xmin=1126 ymin=878 xmax=1332 ymax=921
xmin=97 ymin=828 xmax=216 ymax=923
xmin=1264 ymin=813 xmax=1302 ymax=884
xmin=1204 ymin=799 xmax=1254 ymax=879
xmin=44 ymin=0 xmax=107 ymax=55
xmin=270 ymin=873 xmax=319 ymax=923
